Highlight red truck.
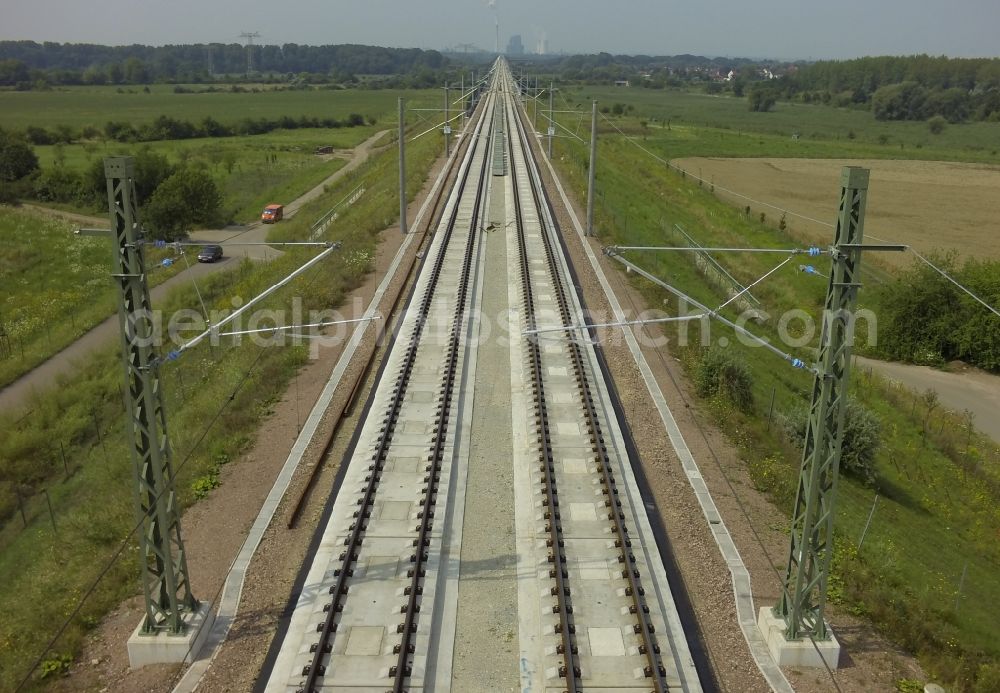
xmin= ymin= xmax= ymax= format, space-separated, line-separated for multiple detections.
xmin=261 ymin=204 xmax=284 ymax=223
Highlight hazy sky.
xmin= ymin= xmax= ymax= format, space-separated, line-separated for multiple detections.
xmin=2 ymin=0 xmax=998 ymax=61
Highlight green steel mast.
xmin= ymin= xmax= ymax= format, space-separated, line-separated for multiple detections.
xmin=775 ymin=166 xmax=869 ymax=641
xmin=105 ymin=157 xmax=197 ymax=634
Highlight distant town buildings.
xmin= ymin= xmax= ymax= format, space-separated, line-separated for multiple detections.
xmin=535 ymin=33 xmax=548 ymax=55
xmin=507 ymin=34 xmax=524 ymax=56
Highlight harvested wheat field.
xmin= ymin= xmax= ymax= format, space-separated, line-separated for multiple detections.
xmin=673 ymin=157 xmax=1000 ymax=266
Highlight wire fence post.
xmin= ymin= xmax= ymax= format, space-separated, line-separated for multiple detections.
xmin=766 ymin=386 xmax=776 ymax=430
xmin=43 ymin=488 xmax=56 ymax=533
xmin=93 ymin=411 xmax=108 ymax=466
xmin=176 ymin=367 xmax=186 ymax=402
xmin=15 ymin=486 xmax=27 ymax=528
xmin=60 ymin=442 xmax=69 ymax=478
xmin=954 ymin=561 xmax=969 ymax=612
xmin=857 ymin=494 xmax=879 ymax=550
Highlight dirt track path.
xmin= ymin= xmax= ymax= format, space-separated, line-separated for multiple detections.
xmin=0 ymin=129 xmax=392 ymax=416
xmin=20 ymin=203 xmax=107 ymax=228
xmin=855 ymin=356 xmax=1000 ymax=443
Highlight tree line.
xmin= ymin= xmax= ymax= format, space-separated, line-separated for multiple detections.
xmin=751 ymin=55 xmax=1000 ymax=122
xmin=0 ymin=41 xmax=447 ymax=87
xmin=19 ymin=112 xmax=371 ymax=147
xmin=510 ymin=51 xmax=1000 ymax=123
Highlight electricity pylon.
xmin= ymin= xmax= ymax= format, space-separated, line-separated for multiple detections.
xmin=240 ymin=31 xmax=260 ymax=77
xmin=105 ymin=157 xmax=198 ymax=635
xmin=774 ymin=166 xmax=870 ymax=642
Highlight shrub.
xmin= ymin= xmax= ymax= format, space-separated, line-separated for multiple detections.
xmin=32 ymin=167 xmax=84 ymax=203
xmin=191 ymin=471 xmax=220 ymax=500
xmin=780 ymin=398 xmax=881 ymax=484
xmin=928 ymin=115 xmax=947 ymax=135
xmin=694 ymin=348 xmax=755 ymax=413
xmin=142 ymin=165 xmax=223 ymax=240
xmin=867 ymin=255 xmax=1000 ymax=373
xmin=0 ymin=131 xmax=39 ymax=182
xmin=24 ymin=125 xmax=55 ymax=145
xmin=39 ymin=653 xmax=72 ymax=679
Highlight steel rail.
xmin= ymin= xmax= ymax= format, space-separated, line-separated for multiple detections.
xmin=507 ymin=72 xmax=670 ymax=691
xmin=507 ymin=101 xmax=582 ymax=692
xmin=285 ymin=83 xmax=488 ymax=532
xmin=299 ymin=80 xmax=497 ymax=693
xmin=390 ymin=78 xmax=493 ymax=693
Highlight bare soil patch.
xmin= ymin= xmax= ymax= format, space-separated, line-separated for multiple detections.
xmin=674 ymin=157 xmax=1000 ymax=266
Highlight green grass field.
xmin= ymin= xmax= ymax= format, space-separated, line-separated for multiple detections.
xmin=547 ymin=101 xmax=1000 ymax=689
xmin=13 ymin=87 xmax=442 ymax=223
xmin=33 ymin=128 xmax=361 ymax=223
xmin=558 ymin=87 xmax=1000 ymax=163
xmin=0 ymin=85 xmax=439 ymax=130
xmin=0 ymin=208 xmax=183 ymax=389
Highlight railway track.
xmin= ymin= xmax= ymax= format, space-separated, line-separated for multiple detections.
xmin=261 ymin=59 xmax=701 ymax=693
xmin=505 ymin=76 xmax=674 ymax=690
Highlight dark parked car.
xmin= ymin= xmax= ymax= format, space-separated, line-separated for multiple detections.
xmin=197 ymin=245 xmax=223 ymax=263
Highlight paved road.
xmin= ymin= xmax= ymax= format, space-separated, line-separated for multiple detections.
xmin=0 ymin=129 xmax=391 ymax=416
xmin=855 ymin=355 xmax=1000 ymax=443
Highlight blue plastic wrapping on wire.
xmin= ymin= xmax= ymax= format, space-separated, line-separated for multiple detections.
xmin=154 ymin=239 xmax=167 ymax=248
xmin=791 ymin=358 xmax=806 ymax=369
xmin=166 ymin=350 xmax=181 ymax=361
xmin=161 ymin=258 xmax=174 ymax=267
xmin=808 ymin=246 xmax=822 ymax=256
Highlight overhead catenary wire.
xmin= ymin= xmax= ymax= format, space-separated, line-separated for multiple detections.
xmin=527 ymin=253 xmax=797 ymax=337
xmin=539 ymin=112 xmax=587 ymax=144
xmin=178 ymin=248 xmax=212 ymax=326
xmin=608 ymin=251 xmax=816 ymax=373
xmin=541 ymin=90 xmax=591 ymax=144
xmin=610 ymin=245 xmax=827 ymax=255
xmin=213 ymin=315 xmax=380 ymax=338
xmin=155 ymin=240 xmax=336 ymax=248
xmin=172 ymin=244 xmax=339 ymax=356
xmin=910 ymin=249 xmax=1000 ymax=318
xmin=714 ymin=255 xmax=795 ymax=312
xmin=408 ymin=111 xmax=465 ymax=143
